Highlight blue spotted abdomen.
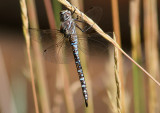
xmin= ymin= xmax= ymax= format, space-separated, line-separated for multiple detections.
xmin=69 ymin=35 xmax=88 ymax=107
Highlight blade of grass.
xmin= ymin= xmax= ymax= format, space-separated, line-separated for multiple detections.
xmin=57 ymin=0 xmax=160 ymax=87
xmin=63 ymin=65 xmax=76 ymax=113
xmin=143 ymin=0 xmax=160 ymax=112
xmin=52 ymin=0 xmax=62 ymax=28
xmin=0 ymin=48 xmax=18 ymax=113
xmin=11 ymin=73 xmax=27 ymax=113
xmin=50 ymin=0 xmax=75 ymax=111
xmin=103 ymin=44 xmax=117 ymax=113
xmin=130 ymin=1 xmax=146 ymax=113
xmin=43 ymin=0 xmax=67 ymax=112
xmin=111 ymin=0 xmax=125 ymax=112
xmin=52 ymin=65 xmax=64 ymax=113
xmin=51 ymin=0 xmax=76 ymax=111
xmin=44 ymin=0 xmax=70 ymax=112
xmin=26 ymin=0 xmax=51 ymax=113
xmin=20 ymin=0 xmax=39 ymax=113
xmin=113 ymin=33 xmax=121 ymax=113
xmin=44 ymin=0 xmax=56 ymax=29
xmin=70 ymin=0 xmax=94 ymax=111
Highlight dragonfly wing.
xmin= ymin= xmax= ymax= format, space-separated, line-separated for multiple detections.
xmin=77 ymin=32 xmax=113 ymax=57
xmin=29 ymin=28 xmax=74 ymax=64
xmin=43 ymin=40 xmax=74 ymax=64
xmin=75 ymin=7 xmax=103 ymax=33
xmin=85 ymin=7 xmax=103 ymax=24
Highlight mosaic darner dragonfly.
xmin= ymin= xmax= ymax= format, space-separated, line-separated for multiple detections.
xmin=29 ymin=7 xmax=110 ymax=107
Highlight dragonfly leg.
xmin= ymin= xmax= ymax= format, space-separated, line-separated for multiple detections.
xmin=74 ymin=19 xmax=84 ymax=23
xmin=76 ymin=23 xmax=93 ymax=32
xmin=71 ymin=6 xmax=77 ymax=15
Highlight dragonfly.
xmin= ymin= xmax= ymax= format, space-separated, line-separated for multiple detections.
xmin=29 ymin=7 xmax=111 ymax=107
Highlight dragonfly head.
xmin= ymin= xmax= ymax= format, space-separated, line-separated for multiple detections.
xmin=60 ymin=10 xmax=72 ymax=22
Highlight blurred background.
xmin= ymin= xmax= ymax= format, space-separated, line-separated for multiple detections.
xmin=0 ymin=0 xmax=160 ymax=113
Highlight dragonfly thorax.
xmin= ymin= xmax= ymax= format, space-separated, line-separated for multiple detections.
xmin=60 ymin=10 xmax=72 ymax=22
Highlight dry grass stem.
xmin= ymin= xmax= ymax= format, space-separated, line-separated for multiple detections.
xmin=20 ymin=0 xmax=39 ymax=113
xmin=113 ymin=33 xmax=121 ymax=113
xmin=105 ymin=91 xmax=117 ymax=113
xmin=63 ymin=66 xmax=76 ymax=113
xmin=111 ymin=0 xmax=125 ymax=112
xmin=70 ymin=0 xmax=94 ymax=111
xmin=52 ymin=67 xmax=64 ymax=113
xmin=43 ymin=0 xmax=56 ymax=29
xmin=143 ymin=0 xmax=160 ymax=112
xmin=58 ymin=0 xmax=160 ymax=87
xmin=26 ymin=0 xmax=51 ymax=112
xmin=0 ymin=48 xmax=18 ymax=113
xmin=111 ymin=0 xmax=121 ymax=46
xmin=130 ymin=0 xmax=146 ymax=113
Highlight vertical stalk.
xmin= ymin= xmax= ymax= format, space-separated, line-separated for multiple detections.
xmin=26 ymin=0 xmax=51 ymax=113
xmin=70 ymin=0 xmax=94 ymax=112
xmin=52 ymin=0 xmax=76 ymax=112
xmin=143 ymin=0 xmax=159 ymax=112
xmin=63 ymin=65 xmax=76 ymax=113
xmin=44 ymin=0 xmax=56 ymax=29
xmin=20 ymin=0 xmax=39 ymax=113
xmin=0 ymin=48 xmax=18 ymax=113
xmin=48 ymin=1 xmax=66 ymax=112
xmin=52 ymin=0 xmax=62 ymax=28
xmin=129 ymin=0 xmax=146 ymax=113
xmin=113 ymin=33 xmax=121 ymax=113
xmin=111 ymin=0 xmax=125 ymax=112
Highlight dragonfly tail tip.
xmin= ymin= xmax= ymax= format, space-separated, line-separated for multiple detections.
xmin=85 ymin=100 xmax=88 ymax=107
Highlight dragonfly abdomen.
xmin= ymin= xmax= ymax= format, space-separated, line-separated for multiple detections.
xmin=70 ymin=36 xmax=88 ymax=107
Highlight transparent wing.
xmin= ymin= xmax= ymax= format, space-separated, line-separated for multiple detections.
xmin=29 ymin=28 xmax=62 ymax=47
xmin=77 ymin=32 xmax=112 ymax=57
xmin=85 ymin=7 xmax=103 ymax=24
xmin=29 ymin=7 xmax=106 ymax=64
xmin=29 ymin=28 xmax=73 ymax=64
xmin=29 ymin=28 xmax=112 ymax=63
xmin=75 ymin=7 xmax=103 ymax=33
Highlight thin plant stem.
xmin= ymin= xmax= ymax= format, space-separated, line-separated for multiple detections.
xmin=26 ymin=0 xmax=51 ymax=113
xmin=111 ymin=0 xmax=121 ymax=46
xmin=111 ymin=0 xmax=125 ymax=112
xmin=44 ymin=0 xmax=56 ymax=29
xmin=20 ymin=0 xmax=39 ymax=113
xmin=51 ymin=0 xmax=75 ymax=111
xmin=0 ymin=48 xmax=18 ymax=113
xmin=27 ymin=0 xmax=50 ymax=113
xmin=52 ymin=0 xmax=62 ymax=28
xmin=143 ymin=0 xmax=160 ymax=112
xmin=43 ymin=0 xmax=64 ymax=112
xmin=57 ymin=0 xmax=160 ymax=87
xmin=70 ymin=0 xmax=94 ymax=111
xmin=130 ymin=0 xmax=146 ymax=113
xmin=63 ymin=65 xmax=76 ymax=113
xmin=52 ymin=65 xmax=64 ymax=113
xmin=113 ymin=33 xmax=121 ymax=113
